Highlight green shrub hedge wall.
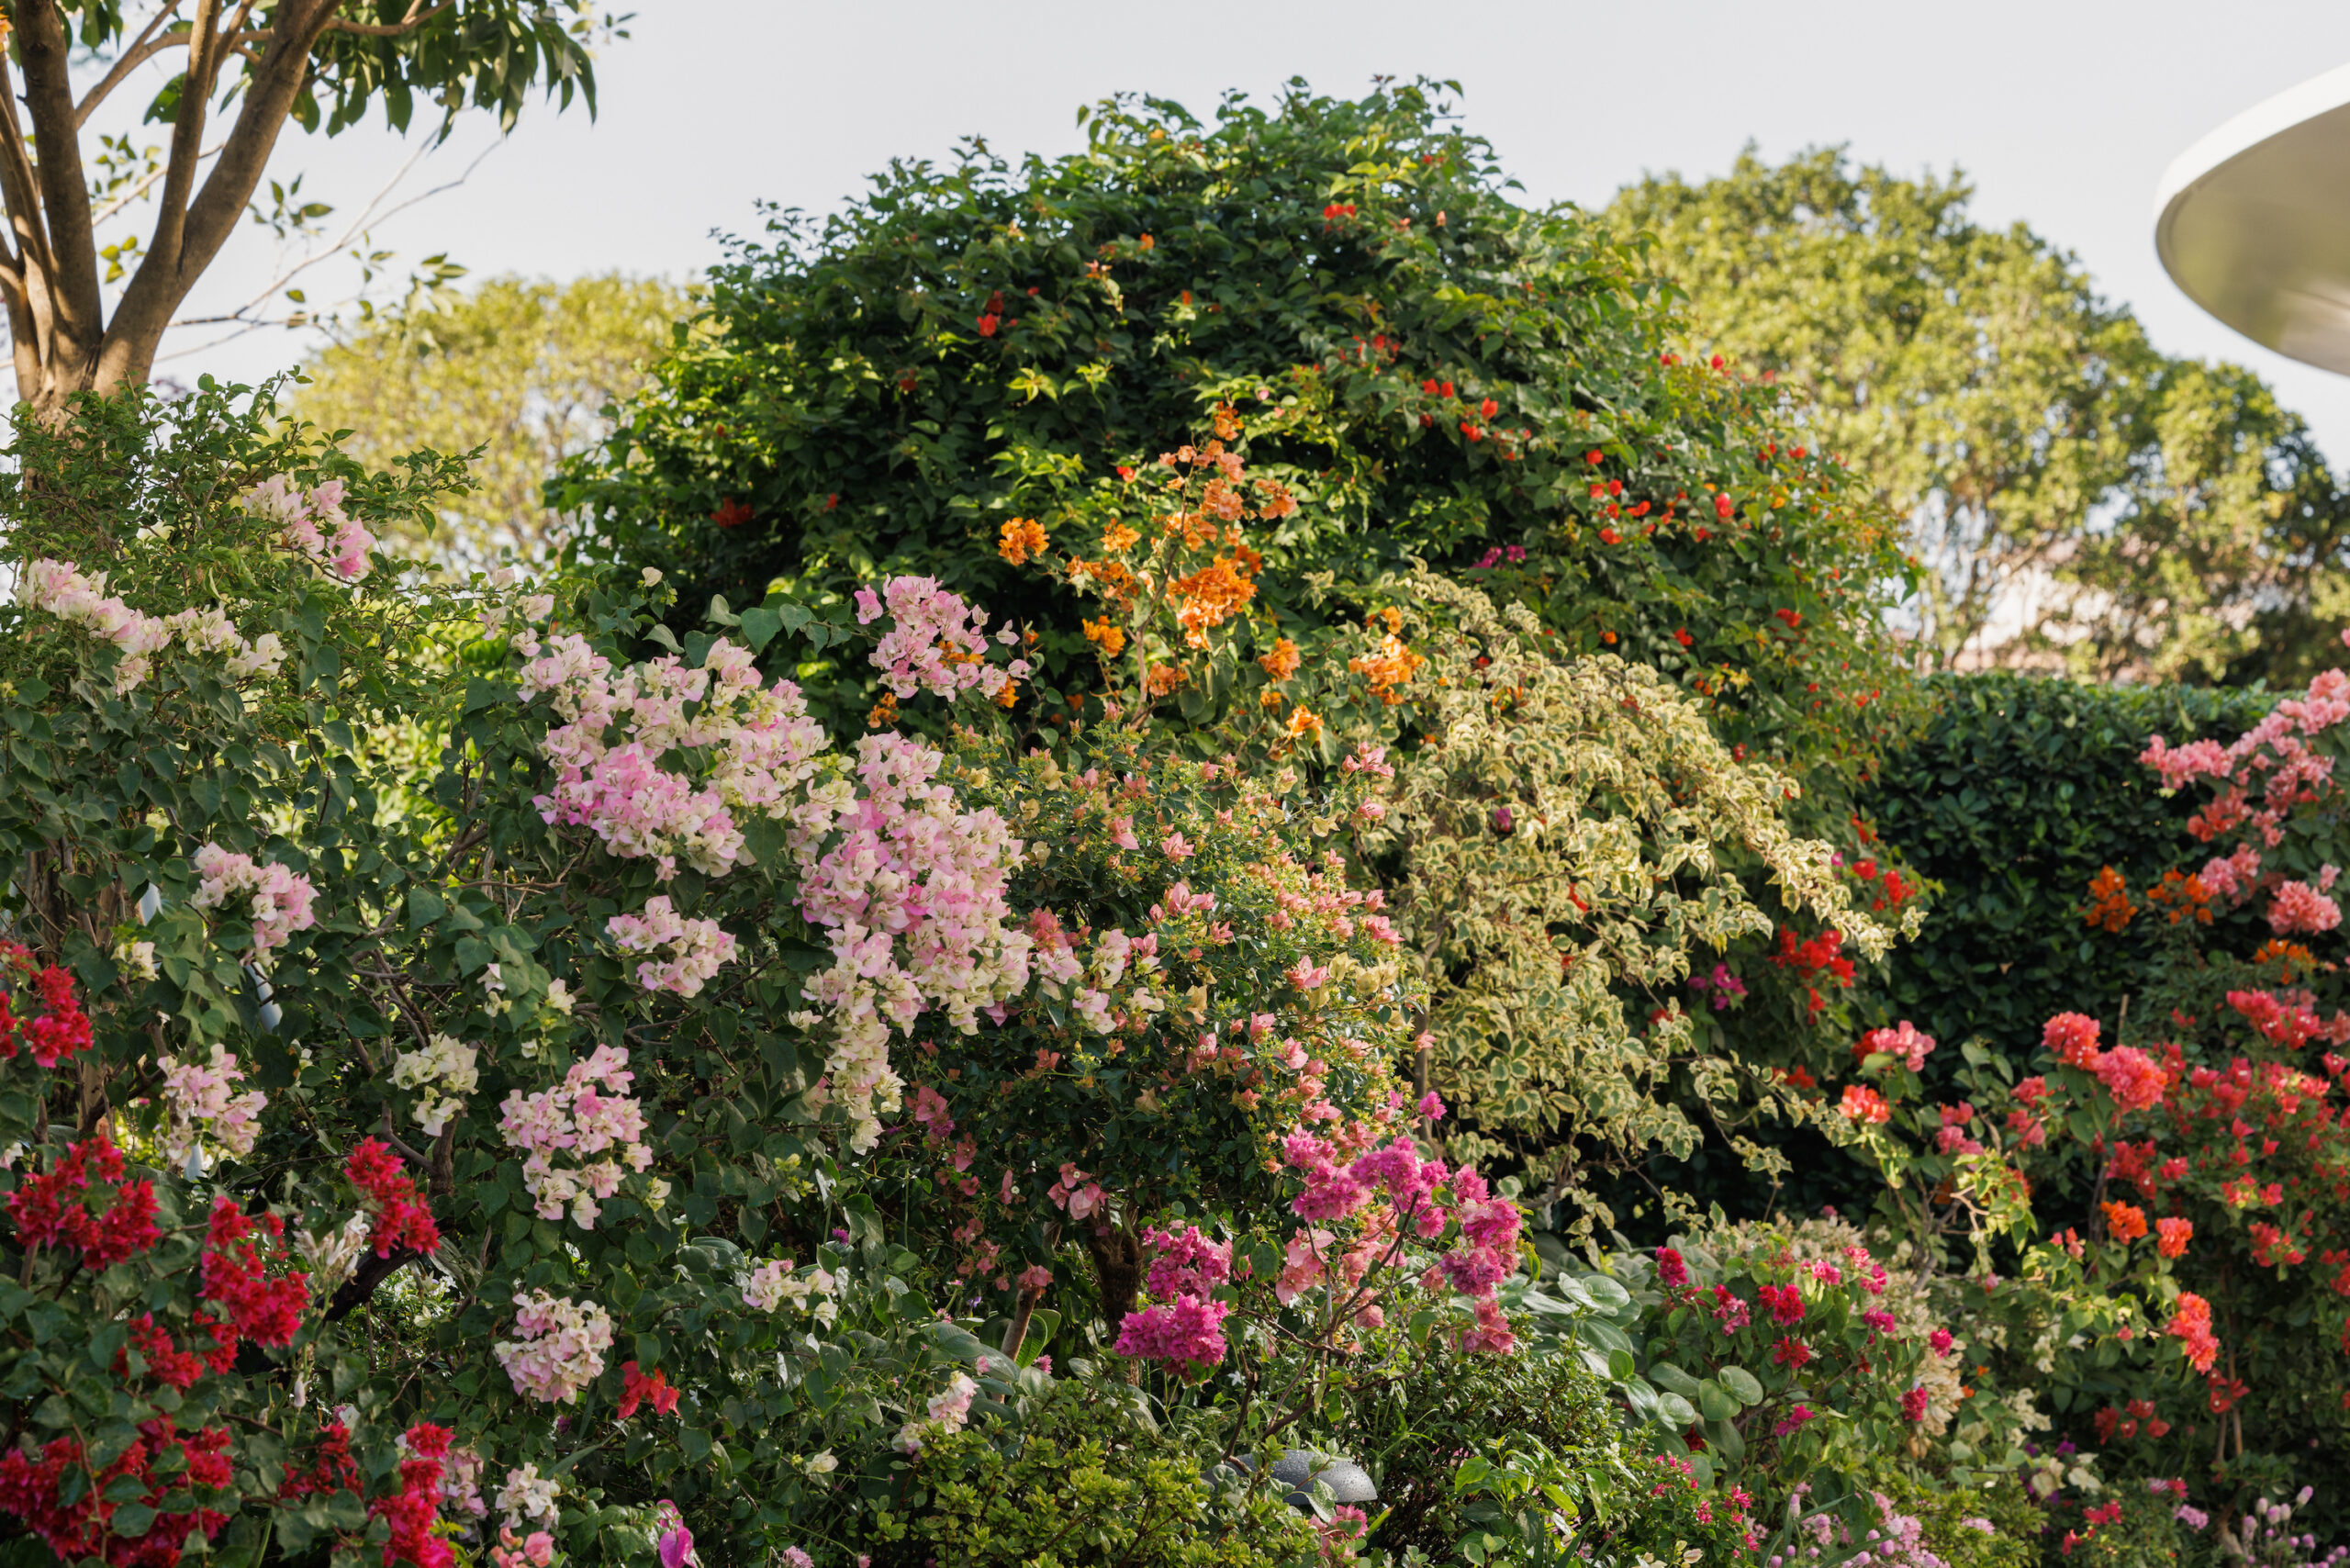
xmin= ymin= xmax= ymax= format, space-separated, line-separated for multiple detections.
xmin=1859 ymin=671 xmax=2275 ymax=1075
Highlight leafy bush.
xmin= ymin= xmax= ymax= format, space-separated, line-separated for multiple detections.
xmin=565 ymin=81 xmax=1916 ymax=789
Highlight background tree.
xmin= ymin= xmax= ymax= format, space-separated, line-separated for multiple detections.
xmin=1610 ymin=146 xmax=2350 ymax=683
xmin=0 ymin=0 xmax=611 ymax=415
xmin=292 ymin=272 xmax=688 ymax=566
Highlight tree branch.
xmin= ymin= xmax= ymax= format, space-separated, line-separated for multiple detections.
xmin=100 ymin=0 xmax=344 ymax=390
xmin=322 ymin=0 xmax=452 ymax=38
xmin=14 ymin=0 xmax=107 ymax=383
xmin=73 ymin=3 xmax=190 ymax=130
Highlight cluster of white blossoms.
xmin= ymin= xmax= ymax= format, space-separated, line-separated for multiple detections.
xmin=391 ymin=1033 xmax=481 ymax=1137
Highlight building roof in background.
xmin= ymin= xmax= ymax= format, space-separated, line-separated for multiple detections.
xmin=2158 ymin=61 xmax=2350 ymax=374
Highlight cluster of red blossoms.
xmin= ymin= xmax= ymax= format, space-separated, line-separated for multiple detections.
xmin=375 ymin=1422 xmax=457 ymax=1568
xmin=619 ymin=1360 xmax=681 ymax=1418
xmin=0 ymin=1417 xmax=231 ymax=1567
xmin=345 ymin=1138 xmax=441 ymax=1256
xmin=1768 ymin=926 xmax=1854 ymax=1018
xmin=9 ymin=1131 xmax=159 ymax=1268
xmin=0 ymin=944 xmax=93 ymax=1068
xmin=198 ymin=1197 xmax=310 ymax=1358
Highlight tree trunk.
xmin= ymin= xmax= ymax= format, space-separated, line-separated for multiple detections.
xmin=1086 ymin=1225 xmax=1144 ymax=1339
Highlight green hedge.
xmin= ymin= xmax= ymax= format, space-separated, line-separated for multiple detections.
xmin=1860 ymin=671 xmax=2274 ymax=1070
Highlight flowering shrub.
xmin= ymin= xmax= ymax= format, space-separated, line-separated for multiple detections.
xmin=575 ymin=83 xmax=1918 ymax=795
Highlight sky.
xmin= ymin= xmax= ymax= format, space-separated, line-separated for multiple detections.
xmin=162 ymin=0 xmax=2350 ymax=462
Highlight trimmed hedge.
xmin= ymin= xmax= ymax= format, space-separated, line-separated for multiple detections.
xmin=1860 ymin=671 xmax=2275 ymax=1074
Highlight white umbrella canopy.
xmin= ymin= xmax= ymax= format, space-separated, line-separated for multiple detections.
xmin=2158 ymin=62 xmax=2350 ymax=374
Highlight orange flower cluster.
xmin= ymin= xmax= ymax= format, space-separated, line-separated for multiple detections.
xmin=1348 ymin=610 xmax=1427 ymax=707
xmin=1258 ymin=637 xmax=1302 ymax=681
xmin=1169 ymin=556 xmax=1259 ymax=648
xmin=1082 ymin=618 xmax=1127 ymax=659
xmin=2253 ymin=937 xmax=2321 ymax=980
xmin=2145 ymin=869 xmax=2213 ymax=926
xmin=1144 ymin=663 xmax=1186 ymax=698
xmin=1285 ymin=707 xmax=1323 ymax=741
xmin=1069 ymin=555 xmax=1143 ymax=608
xmin=867 ymin=690 xmax=898 ymax=729
xmin=997 ymin=517 xmax=1048 ymax=565
xmin=2083 ymin=866 xmax=2132 ymax=933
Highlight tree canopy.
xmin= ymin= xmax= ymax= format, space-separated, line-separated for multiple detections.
xmin=0 ymin=0 xmax=611 ymax=413
xmin=1610 ymin=145 xmax=2350 ymax=684
xmin=294 ymin=273 xmax=688 ymax=567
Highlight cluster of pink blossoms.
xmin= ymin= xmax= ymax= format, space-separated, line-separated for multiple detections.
xmin=493 ymin=1291 xmax=613 ymax=1405
xmin=157 ymin=1045 xmax=267 ymax=1160
xmin=2141 ymin=664 xmax=2350 ymax=930
xmin=853 ymin=574 xmax=1031 ymax=701
xmin=498 ymin=1045 xmax=653 ymax=1228
xmin=519 ymin=632 xmax=828 ymax=882
xmin=189 ymin=844 xmax=318 ymax=958
xmin=892 ymin=1371 xmax=979 ymax=1454
xmin=2041 ymin=1014 xmax=2168 ymax=1114
xmin=606 ymin=896 xmax=739 ymax=998
xmin=18 ymin=558 xmax=286 ymax=693
xmin=1113 ymin=1226 xmax=1237 ymax=1372
xmin=245 ymin=476 xmax=375 ymax=581
xmin=793 ymin=730 xmax=1033 ymax=1152
xmin=1304 ymin=1132 xmax=1520 ymax=1352
xmin=1859 ymin=1020 xmax=1935 ymax=1071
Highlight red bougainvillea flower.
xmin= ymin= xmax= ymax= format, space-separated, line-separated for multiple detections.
xmin=711 ymin=498 xmax=753 ymax=529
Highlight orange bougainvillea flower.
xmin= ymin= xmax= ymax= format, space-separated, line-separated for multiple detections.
xmin=2145 ymin=869 xmax=2213 ymax=926
xmin=1081 ymin=618 xmax=1127 ymax=660
xmin=2156 ymin=1216 xmax=2193 ymax=1259
xmin=1144 ymin=663 xmax=1185 ymax=698
xmin=997 ymin=517 xmax=1048 ymax=565
xmin=994 ymin=679 xmax=1020 ymax=710
xmin=1099 ymin=522 xmax=1141 ymax=554
xmin=1169 ymin=558 xmax=1259 ymax=647
xmin=1258 ymin=636 xmax=1301 ymax=681
xmin=1285 ymin=706 xmax=1323 ymax=740
xmin=867 ymin=690 xmax=898 ymax=729
xmin=2101 ymin=1202 xmax=2148 ymax=1243
xmin=1348 ymin=631 xmax=1427 ymax=707
xmin=2083 ymin=866 xmax=2133 ymax=933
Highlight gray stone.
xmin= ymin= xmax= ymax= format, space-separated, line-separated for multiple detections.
xmin=1269 ymin=1450 xmax=1377 ymax=1507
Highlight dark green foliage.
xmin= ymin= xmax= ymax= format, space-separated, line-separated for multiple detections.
xmin=563 ymin=80 xmax=1914 ymax=778
xmin=1859 ymin=672 xmax=2274 ymax=1073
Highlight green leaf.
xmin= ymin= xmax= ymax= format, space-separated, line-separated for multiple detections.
xmin=740 ymin=606 xmax=783 ymax=652
xmin=1717 ymin=1365 xmax=1762 ymax=1403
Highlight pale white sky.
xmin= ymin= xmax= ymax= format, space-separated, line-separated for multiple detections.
xmin=161 ymin=0 xmax=2350 ymax=462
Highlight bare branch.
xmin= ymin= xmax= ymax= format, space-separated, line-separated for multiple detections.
xmin=73 ymin=3 xmax=191 ymax=129
xmin=157 ymin=136 xmax=492 ymax=354
xmin=322 ymin=0 xmax=452 ymax=38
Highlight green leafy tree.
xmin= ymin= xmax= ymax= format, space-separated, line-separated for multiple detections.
xmin=1611 ymin=146 xmax=2350 ymax=683
xmin=293 ymin=273 xmax=689 ymax=566
xmin=0 ymin=0 xmax=613 ymax=413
